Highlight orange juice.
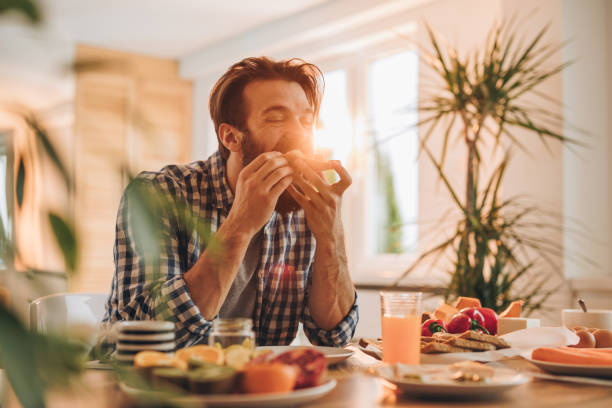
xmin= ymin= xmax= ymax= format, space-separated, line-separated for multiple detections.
xmin=381 ymin=314 xmax=421 ymax=364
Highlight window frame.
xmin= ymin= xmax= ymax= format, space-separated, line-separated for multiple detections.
xmin=0 ymin=129 xmax=15 ymax=272
xmin=313 ymin=39 xmax=422 ymax=285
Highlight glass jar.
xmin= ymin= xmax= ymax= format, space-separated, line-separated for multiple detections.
xmin=209 ymin=318 xmax=255 ymax=350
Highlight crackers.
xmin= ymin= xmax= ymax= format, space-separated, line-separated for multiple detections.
xmin=421 ymin=332 xmax=510 ymax=354
xmin=359 ymin=332 xmax=511 ymax=357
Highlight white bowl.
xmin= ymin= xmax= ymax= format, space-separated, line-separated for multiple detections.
xmin=561 ymin=309 xmax=612 ymax=330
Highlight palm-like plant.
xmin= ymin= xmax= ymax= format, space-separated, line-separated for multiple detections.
xmin=393 ymin=19 xmax=582 ymax=314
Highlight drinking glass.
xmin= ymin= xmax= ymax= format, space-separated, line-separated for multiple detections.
xmin=380 ymin=291 xmax=422 ymax=364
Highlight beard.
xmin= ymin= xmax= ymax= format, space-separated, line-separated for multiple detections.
xmin=241 ymin=131 xmax=302 ymax=215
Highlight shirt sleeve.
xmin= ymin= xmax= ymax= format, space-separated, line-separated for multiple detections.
xmin=301 ymin=272 xmax=359 ymax=347
xmin=105 ymin=176 xmax=211 ymax=347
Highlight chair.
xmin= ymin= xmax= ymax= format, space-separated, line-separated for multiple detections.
xmin=29 ymin=292 xmax=107 ymax=334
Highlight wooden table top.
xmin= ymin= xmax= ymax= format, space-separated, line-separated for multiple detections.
xmin=4 ymin=352 xmax=612 ymax=407
xmin=315 ymin=354 xmax=612 ymax=408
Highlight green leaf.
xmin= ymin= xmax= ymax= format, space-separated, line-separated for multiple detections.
xmin=0 ymin=0 xmax=41 ymax=23
xmin=0 ymin=304 xmax=85 ymax=408
xmin=48 ymin=212 xmax=78 ymax=274
xmin=24 ymin=116 xmax=73 ymax=191
xmin=16 ymin=156 xmax=25 ymax=209
xmin=0 ymin=303 xmax=46 ymax=408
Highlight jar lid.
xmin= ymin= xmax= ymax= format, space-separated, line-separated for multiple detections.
xmin=212 ymin=318 xmax=253 ymax=331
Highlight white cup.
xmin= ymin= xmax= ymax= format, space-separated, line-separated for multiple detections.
xmin=561 ymin=309 xmax=612 ymax=330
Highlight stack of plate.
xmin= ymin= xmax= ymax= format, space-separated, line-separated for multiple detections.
xmin=115 ymin=321 xmax=175 ymax=364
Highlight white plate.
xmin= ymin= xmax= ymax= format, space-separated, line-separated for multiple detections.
xmin=117 ymin=332 xmax=175 ymax=341
xmin=116 ymin=342 xmax=175 ymax=351
xmin=116 ymin=321 xmax=175 ymax=332
xmin=525 ymin=357 xmax=612 ymax=378
xmin=120 ymin=378 xmax=336 ymax=407
xmin=257 ymin=346 xmax=354 ymax=365
xmin=379 ymin=365 xmax=529 ymax=397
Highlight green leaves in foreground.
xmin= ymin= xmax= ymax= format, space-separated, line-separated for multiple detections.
xmin=0 ymin=303 xmax=86 ymax=408
xmin=0 ymin=0 xmax=41 ymax=23
xmin=15 ymin=156 xmax=25 ymax=208
xmin=48 ymin=212 xmax=78 ymax=275
xmin=121 ymin=173 xmax=215 ymax=320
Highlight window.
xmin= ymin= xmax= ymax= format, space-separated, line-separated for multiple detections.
xmin=0 ymin=131 xmax=13 ymax=268
xmin=367 ymin=52 xmax=419 ymax=254
xmin=316 ymin=70 xmax=352 ymax=164
xmin=315 ymin=48 xmax=419 ymax=283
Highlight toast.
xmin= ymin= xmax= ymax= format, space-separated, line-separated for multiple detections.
xmin=446 ymin=337 xmax=497 ymax=351
xmin=458 ymin=331 xmax=510 ymax=349
xmin=421 ymin=342 xmax=469 ymax=354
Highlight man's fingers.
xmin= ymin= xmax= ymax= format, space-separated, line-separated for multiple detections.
xmin=269 ymin=174 xmax=293 ymax=198
xmin=263 ymin=166 xmax=293 ymax=191
xmin=241 ymin=151 xmax=282 ymax=178
xmin=289 ymin=159 xmax=333 ymax=200
xmin=291 ymin=174 xmax=325 ymax=207
xmin=331 ymin=160 xmax=352 ymax=193
xmin=253 ymin=155 xmax=291 ymax=181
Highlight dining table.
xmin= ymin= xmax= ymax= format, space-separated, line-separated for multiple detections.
xmin=3 ymin=345 xmax=612 ymax=407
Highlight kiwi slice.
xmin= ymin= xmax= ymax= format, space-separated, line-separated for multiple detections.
xmin=187 ymin=357 xmax=220 ymax=371
xmin=187 ymin=365 xmax=237 ymax=394
xmin=152 ymin=367 xmax=188 ymax=390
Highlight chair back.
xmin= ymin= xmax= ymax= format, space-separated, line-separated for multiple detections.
xmin=29 ymin=292 xmax=107 ymax=333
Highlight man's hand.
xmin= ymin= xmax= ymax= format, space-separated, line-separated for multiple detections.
xmin=226 ymin=151 xmax=293 ymax=237
xmin=286 ymin=157 xmax=355 ymax=331
xmin=185 ymin=151 xmax=292 ymax=319
xmin=286 ymin=158 xmax=352 ymax=241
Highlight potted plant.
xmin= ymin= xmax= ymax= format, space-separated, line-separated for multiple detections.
xmin=393 ymin=20 xmax=580 ymax=315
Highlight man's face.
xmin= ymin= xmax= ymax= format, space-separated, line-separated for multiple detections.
xmin=240 ymin=80 xmax=315 ymax=214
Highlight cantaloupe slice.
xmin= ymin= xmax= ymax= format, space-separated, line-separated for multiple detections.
xmin=499 ymin=300 xmax=523 ymax=318
xmin=433 ymin=302 xmax=459 ymax=323
xmin=453 ymin=296 xmax=482 ymax=310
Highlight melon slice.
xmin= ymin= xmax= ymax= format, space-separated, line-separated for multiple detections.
xmin=433 ymin=302 xmax=459 ymax=323
xmin=499 ymin=300 xmax=523 ymax=318
xmin=454 ymin=296 xmax=482 ymax=310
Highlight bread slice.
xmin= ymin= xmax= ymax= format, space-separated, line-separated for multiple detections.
xmin=421 ymin=342 xmax=469 ymax=354
xmin=432 ymin=332 xmax=457 ymax=341
xmin=458 ymin=331 xmax=510 ymax=349
xmin=445 ymin=337 xmax=497 ymax=351
xmin=359 ymin=337 xmax=383 ymax=351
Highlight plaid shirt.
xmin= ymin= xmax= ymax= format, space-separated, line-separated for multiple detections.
xmin=103 ymin=151 xmax=358 ymax=348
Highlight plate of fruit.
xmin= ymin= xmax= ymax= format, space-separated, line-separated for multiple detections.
xmin=119 ymin=344 xmax=335 ymax=407
xmin=257 ymin=345 xmax=353 ymax=365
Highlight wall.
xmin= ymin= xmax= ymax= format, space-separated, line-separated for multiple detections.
xmin=497 ymin=0 xmax=570 ymax=323
xmin=560 ymin=0 xmax=612 ymax=308
xmin=1 ymin=30 xmax=193 ymax=320
xmin=71 ymin=45 xmax=193 ymax=293
xmin=184 ymin=0 xmax=612 ymax=339
xmin=562 ymin=0 xmax=611 ymax=279
xmin=0 ymin=21 xmax=75 ymax=319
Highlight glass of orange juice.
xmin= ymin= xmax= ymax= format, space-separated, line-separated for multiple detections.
xmin=380 ymin=291 xmax=422 ymax=365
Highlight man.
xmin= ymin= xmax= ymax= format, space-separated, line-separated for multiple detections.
xmin=103 ymin=57 xmax=358 ymax=348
